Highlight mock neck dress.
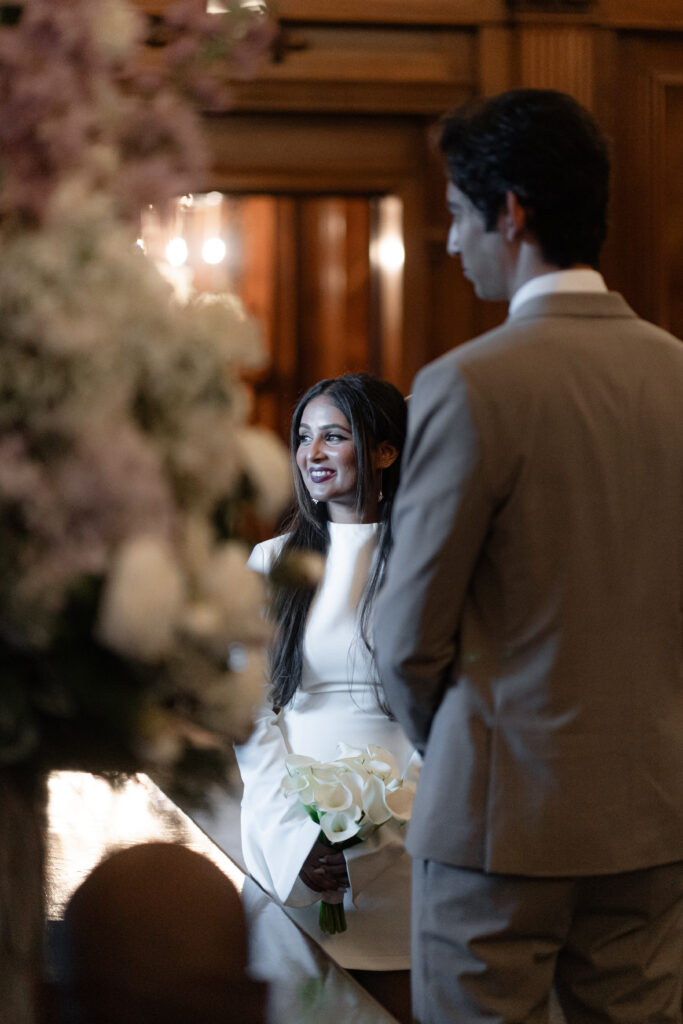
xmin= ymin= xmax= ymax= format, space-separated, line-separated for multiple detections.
xmin=234 ymin=521 xmax=418 ymax=970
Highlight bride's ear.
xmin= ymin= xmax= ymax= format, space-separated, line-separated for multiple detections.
xmin=374 ymin=442 xmax=399 ymax=469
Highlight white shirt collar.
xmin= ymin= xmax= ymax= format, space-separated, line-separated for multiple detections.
xmin=509 ymin=269 xmax=607 ymax=316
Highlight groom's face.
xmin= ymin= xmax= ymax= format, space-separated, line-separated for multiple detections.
xmin=445 ymin=182 xmax=507 ymax=302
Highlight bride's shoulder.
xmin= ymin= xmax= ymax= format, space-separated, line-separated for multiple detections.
xmin=247 ymin=534 xmax=290 ymax=574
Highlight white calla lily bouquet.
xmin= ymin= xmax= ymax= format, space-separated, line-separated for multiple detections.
xmin=281 ymin=742 xmax=415 ymax=934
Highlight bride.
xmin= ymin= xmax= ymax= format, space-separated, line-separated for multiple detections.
xmin=235 ymin=373 xmax=418 ymax=1023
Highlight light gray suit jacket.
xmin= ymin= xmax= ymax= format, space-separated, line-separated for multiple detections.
xmin=375 ymin=292 xmax=683 ymax=876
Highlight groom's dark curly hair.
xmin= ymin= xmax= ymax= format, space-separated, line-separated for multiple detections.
xmin=439 ymin=88 xmax=611 ymax=269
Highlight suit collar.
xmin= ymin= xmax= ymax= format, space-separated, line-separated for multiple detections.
xmin=508 ymin=291 xmax=638 ymax=321
xmin=509 ymin=268 xmax=607 ymax=315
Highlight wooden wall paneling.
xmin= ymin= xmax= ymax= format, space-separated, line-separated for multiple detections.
xmin=478 ymin=26 xmax=515 ymax=96
xmin=343 ymin=200 xmax=375 ymax=374
xmin=274 ymin=0 xmax=506 ymax=24
xmin=203 ymin=115 xmax=433 ymax=194
xmin=240 ymin=197 xmax=276 ymax=334
xmin=393 ymin=171 xmax=431 ymax=392
xmin=588 ymin=27 xmax=620 ymax=293
xmin=272 ymin=198 xmax=301 ymax=435
xmin=147 ymin=0 xmax=683 ymax=29
xmin=244 ymin=197 xmax=301 ymax=438
xmin=369 ymin=196 xmax=404 ymax=387
xmin=298 ymin=200 xmax=332 ymax=384
xmin=610 ymin=34 xmax=683 ymax=332
xmin=133 ymin=0 xmax=506 ymax=19
xmin=516 ymin=24 xmax=598 ymax=108
xmin=662 ymin=77 xmax=683 ymax=338
xmin=600 ymin=0 xmax=683 ymax=30
xmin=228 ymin=25 xmax=477 ymax=114
xmin=203 ymin=114 xmax=433 ymax=394
xmin=297 ymin=198 xmax=370 ymax=385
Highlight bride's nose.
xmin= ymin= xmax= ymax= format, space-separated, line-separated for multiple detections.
xmin=309 ymin=436 xmax=325 ymax=460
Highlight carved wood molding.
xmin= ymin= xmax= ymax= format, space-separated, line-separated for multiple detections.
xmin=507 ymin=0 xmax=595 ymax=11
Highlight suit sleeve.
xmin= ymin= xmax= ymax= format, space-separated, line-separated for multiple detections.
xmin=374 ymin=359 xmax=492 ymax=751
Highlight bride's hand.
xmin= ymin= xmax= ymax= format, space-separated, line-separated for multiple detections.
xmin=298 ymin=838 xmax=349 ymax=893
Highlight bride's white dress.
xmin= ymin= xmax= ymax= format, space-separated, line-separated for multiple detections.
xmin=235 ymin=521 xmax=418 ymax=970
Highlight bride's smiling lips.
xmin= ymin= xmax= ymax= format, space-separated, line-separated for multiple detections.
xmin=309 ymin=468 xmax=336 ymax=482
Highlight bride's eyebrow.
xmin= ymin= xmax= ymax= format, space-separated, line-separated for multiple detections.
xmin=299 ymin=422 xmax=351 ymax=432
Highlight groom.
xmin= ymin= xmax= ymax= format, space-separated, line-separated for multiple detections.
xmin=374 ymin=88 xmax=683 ymax=1024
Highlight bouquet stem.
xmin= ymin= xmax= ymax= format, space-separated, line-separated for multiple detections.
xmin=319 ymin=896 xmax=347 ymax=934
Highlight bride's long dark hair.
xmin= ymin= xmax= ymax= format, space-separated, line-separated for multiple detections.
xmin=269 ymin=373 xmax=407 ymax=711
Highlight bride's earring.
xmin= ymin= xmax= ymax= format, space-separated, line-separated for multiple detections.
xmin=378 ymin=470 xmax=384 ymax=503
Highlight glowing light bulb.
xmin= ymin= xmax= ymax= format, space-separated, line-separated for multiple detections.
xmin=165 ymin=236 xmax=188 ymax=267
xmin=202 ymin=236 xmax=226 ymax=265
xmin=377 ymin=236 xmax=405 ymax=272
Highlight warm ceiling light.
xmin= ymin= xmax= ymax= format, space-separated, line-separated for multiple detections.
xmin=165 ymin=236 xmax=188 ymax=267
xmin=202 ymin=237 xmax=226 ymax=264
xmin=377 ymin=235 xmax=405 ymax=272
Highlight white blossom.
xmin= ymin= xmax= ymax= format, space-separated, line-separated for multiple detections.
xmin=197 ymin=541 xmax=270 ymax=646
xmin=320 ymin=809 xmax=362 ymax=845
xmin=96 ymin=536 xmax=185 ymax=662
xmin=236 ymin=426 xmax=293 ymax=520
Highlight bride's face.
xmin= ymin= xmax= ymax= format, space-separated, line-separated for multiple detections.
xmin=296 ymin=397 xmax=360 ymax=522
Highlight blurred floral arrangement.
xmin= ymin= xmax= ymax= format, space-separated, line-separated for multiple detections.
xmin=0 ymin=0 xmax=292 ymax=805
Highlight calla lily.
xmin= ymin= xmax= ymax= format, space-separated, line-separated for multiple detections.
xmin=311 ymin=763 xmax=344 ymax=784
xmin=384 ymin=783 xmax=415 ymax=821
xmin=338 ymin=768 xmax=365 ymax=808
xmin=285 ymin=754 xmax=316 ymax=771
xmin=278 ymin=740 xmax=414 ymax=936
xmin=361 ymin=773 xmax=392 ymax=825
xmin=320 ymin=809 xmax=362 ymax=844
xmin=365 ymin=744 xmax=399 ymax=782
xmin=337 ymin=742 xmax=363 ymax=759
xmin=281 ymin=773 xmax=311 ymax=796
xmin=337 ymin=756 xmax=367 ymax=777
xmin=313 ymin=781 xmax=356 ymax=813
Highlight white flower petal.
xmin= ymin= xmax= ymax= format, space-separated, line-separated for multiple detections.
xmin=384 ymin=784 xmax=415 ymax=822
xmin=365 ymin=744 xmax=400 ymax=782
xmin=199 ymin=541 xmax=268 ymax=644
xmin=96 ymin=536 xmax=184 ymax=662
xmin=284 ymin=754 xmax=316 ymax=772
xmin=313 ymin=782 xmax=353 ymax=813
xmin=298 ymin=782 xmax=316 ymax=806
xmin=336 ymin=756 xmax=368 ymax=776
xmin=281 ymin=774 xmax=310 ymax=796
xmin=236 ymin=426 xmax=292 ymax=521
xmin=361 ymin=774 xmax=392 ymax=825
xmin=311 ymin=764 xmax=345 ymax=785
xmin=335 ymin=768 xmax=364 ymax=808
xmin=320 ymin=809 xmax=361 ymax=845
xmin=336 ymin=742 xmax=363 ymax=759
